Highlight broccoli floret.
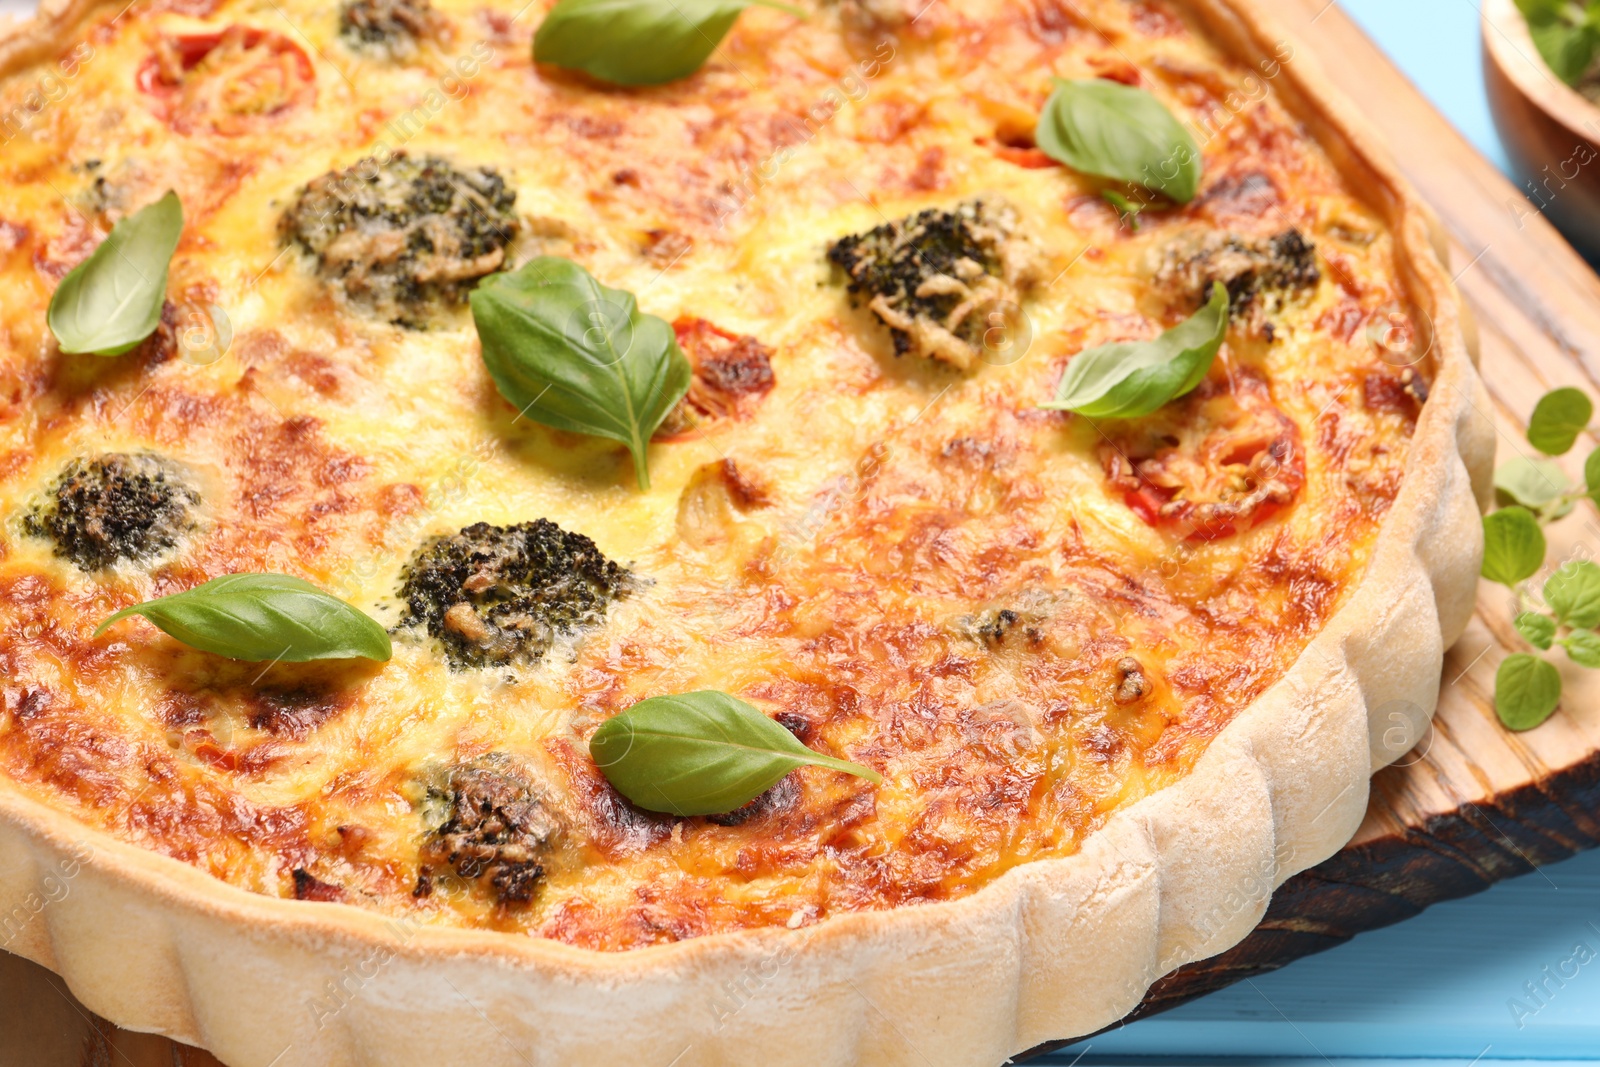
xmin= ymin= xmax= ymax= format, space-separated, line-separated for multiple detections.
xmin=419 ymin=761 xmax=558 ymax=905
xmin=24 ymin=453 xmax=198 ymax=570
xmin=1149 ymin=229 xmax=1319 ymax=329
xmin=279 ymin=152 xmax=518 ymax=328
xmin=398 ymin=519 xmax=634 ymax=670
xmin=827 ymin=198 xmax=1042 ymax=370
xmin=339 ymin=0 xmax=444 ymax=58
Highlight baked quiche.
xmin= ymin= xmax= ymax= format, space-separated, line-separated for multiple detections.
xmin=0 ymin=0 xmax=1490 ymax=1062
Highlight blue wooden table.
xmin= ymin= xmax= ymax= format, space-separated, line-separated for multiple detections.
xmin=1041 ymin=847 xmax=1600 ymax=1062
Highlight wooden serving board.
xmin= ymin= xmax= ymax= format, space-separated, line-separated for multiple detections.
xmin=4 ymin=1 xmax=1600 ymax=1064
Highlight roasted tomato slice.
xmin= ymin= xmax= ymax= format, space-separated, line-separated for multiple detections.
xmin=1100 ymin=368 xmax=1304 ymax=540
xmin=137 ymin=26 xmax=316 ymax=135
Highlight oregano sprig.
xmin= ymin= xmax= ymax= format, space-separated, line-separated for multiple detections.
xmin=1484 ymin=386 xmax=1600 ymax=730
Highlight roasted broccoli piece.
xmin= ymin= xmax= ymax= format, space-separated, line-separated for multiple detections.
xmin=827 ymin=198 xmax=1043 ymax=370
xmin=279 ymin=152 xmax=518 ymax=328
xmin=24 ymin=453 xmax=198 ymax=570
xmin=339 ymin=0 xmax=445 ymax=58
xmin=1149 ymin=229 xmax=1320 ymax=329
xmin=419 ymin=761 xmax=559 ymax=905
xmin=398 ymin=519 xmax=634 ymax=670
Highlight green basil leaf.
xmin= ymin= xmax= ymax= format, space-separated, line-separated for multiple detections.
xmin=470 ymin=256 xmax=691 ymax=490
xmin=47 ymin=191 xmax=182 ymax=356
xmin=1585 ymin=447 xmax=1600 ymax=504
xmin=1527 ymin=387 xmax=1593 ymax=455
xmin=1494 ymin=455 xmax=1573 ymax=515
xmin=1515 ymin=611 xmax=1558 ymax=651
xmin=534 ymin=0 xmax=801 ymax=87
xmin=589 ymin=690 xmax=881 ymax=816
xmin=1494 ymin=652 xmax=1562 ymax=731
xmin=1481 ymin=506 xmax=1547 ymax=587
xmin=1042 ymin=283 xmax=1228 ymax=419
xmin=95 ymin=573 xmax=392 ymax=662
xmin=1034 ymin=78 xmax=1203 ymax=204
xmin=1564 ymin=628 xmax=1600 ymax=668
xmin=1544 ymin=559 xmax=1600 ymax=628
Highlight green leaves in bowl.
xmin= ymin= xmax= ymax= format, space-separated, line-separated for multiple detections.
xmin=1516 ymin=0 xmax=1600 ymax=85
xmin=1034 ymin=78 xmax=1202 ymax=204
xmin=95 ymin=573 xmax=392 ymax=663
xmin=589 ymin=690 xmax=881 ymax=816
xmin=1042 ymin=283 xmax=1228 ymax=419
xmin=48 ymin=191 xmax=183 ymax=357
xmin=470 ymin=256 xmax=691 ymax=490
xmin=534 ymin=0 xmax=803 ymax=87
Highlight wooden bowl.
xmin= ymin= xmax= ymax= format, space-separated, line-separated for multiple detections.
xmin=1484 ymin=0 xmax=1600 ymax=260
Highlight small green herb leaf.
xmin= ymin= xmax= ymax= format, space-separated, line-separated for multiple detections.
xmin=1545 ymin=559 xmax=1600 ymax=628
xmin=1494 ymin=652 xmax=1562 ymax=731
xmin=1481 ymin=506 xmax=1547 ymax=587
xmin=1495 ymin=456 xmax=1572 ymax=513
xmin=470 ymin=256 xmax=691 ymax=490
xmin=1035 ymin=78 xmax=1203 ymax=203
xmin=1527 ymin=387 xmax=1593 ymax=455
xmin=95 ymin=573 xmax=392 ymax=662
xmin=1564 ymin=628 xmax=1600 ymax=668
xmin=47 ymin=191 xmax=182 ymax=356
xmin=1516 ymin=611 xmax=1558 ymax=650
xmin=1585 ymin=447 xmax=1600 ymax=504
xmin=1517 ymin=0 xmax=1600 ymax=84
xmin=1102 ymin=189 xmax=1144 ymax=228
xmin=589 ymin=690 xmax=881 ymax=816
xmin=534 ymin=0 xmax=801 ymax=87
xmin=1043 ymin=283 xmax=1228 ymax=419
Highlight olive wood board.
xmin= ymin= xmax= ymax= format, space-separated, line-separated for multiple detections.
xmin=3 ymin=0 xmax=1600 ymax=1064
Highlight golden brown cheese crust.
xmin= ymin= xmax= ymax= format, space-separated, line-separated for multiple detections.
xmin=0 ymin=0 xmax=1425 ymax=949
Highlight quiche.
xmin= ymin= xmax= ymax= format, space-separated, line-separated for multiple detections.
xmin=0 ymin=0 xmax=1490 ymax=1063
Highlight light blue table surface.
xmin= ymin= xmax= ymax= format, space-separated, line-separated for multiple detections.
xmin=1040 ymin=4 xmax=1600 ymax=1064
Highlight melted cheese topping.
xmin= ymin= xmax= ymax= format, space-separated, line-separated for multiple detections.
xmin=0 ymin=0 xmax=1426 ymax=948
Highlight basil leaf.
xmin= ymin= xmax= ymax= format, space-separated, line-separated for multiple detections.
xmin=48 ymin=191 xmax=182 ymax=356
xmin=470 ymin=256 xmax=691 ymax=490
xmin=1494 ymin=456 xmax=1573 ymax=516
xmin=95 ymin=573 xmax=392 ymax=662
xmin=1517 ymin=0 xmax=1600 ymax=84
xmin=1527 ymin=387 xmax=1593 ymax=455
xmin=1586 ymin=448 xmax=1600 ymax=504
xmin=589 ymin=690 xmax=881 ymax=816
xmin=1515 ymin=611 xmax=1557 ymax=651
xmin=1544 ymin=559 xmax=1600 ymax=628
xmin=1035 ymin=78 xmax=1202 ymax=204
xmin=1481 ymin=506 xmax=1547 ymax=587
xmin=534 ymin=0 xmax=801 ymax=87
xmin=1043 ymin=283 xmax=1228 ymax=419
xmin=1494 ymin=653 xmax=1562 ymax=731
xmin=1564 ymin=628 xmax=1600 ymax=668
